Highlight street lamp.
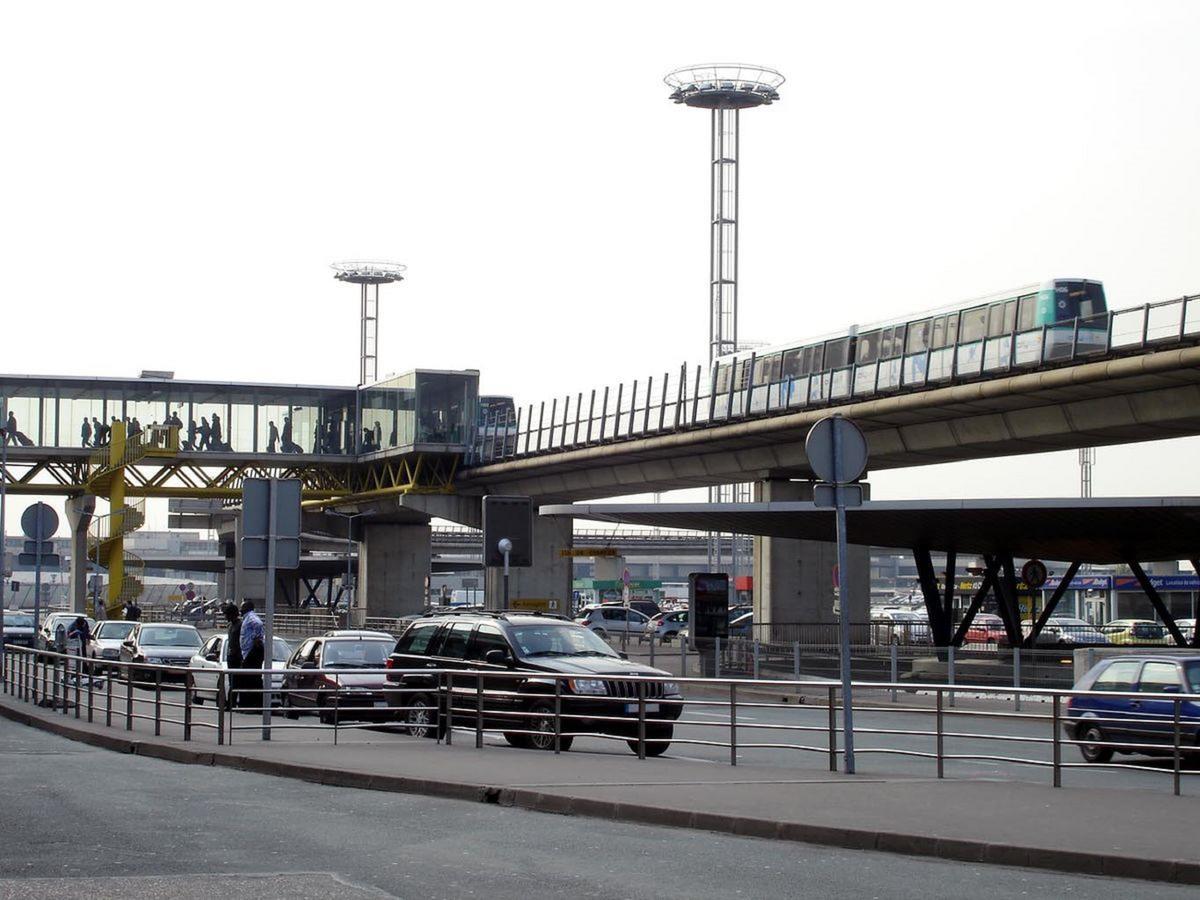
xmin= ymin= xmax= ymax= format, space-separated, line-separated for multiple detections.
xmin=328 ymin=507 xmax=365 ymax=627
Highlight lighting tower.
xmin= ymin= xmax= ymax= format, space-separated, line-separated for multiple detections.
xmin=331 ymin=261 xmax=407 ymax=386
xmin=666 ymin=63 xmax=784 ymax=573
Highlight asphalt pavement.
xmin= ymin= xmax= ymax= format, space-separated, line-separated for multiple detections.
xmin=0 ymin=717 xmax=1194 ymax=900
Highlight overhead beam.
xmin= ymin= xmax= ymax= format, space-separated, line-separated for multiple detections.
xmin=1127 ymin=561 xmax=1189 ymax=647
xmin=1025 ymin=561 xmax=1081 ymax=648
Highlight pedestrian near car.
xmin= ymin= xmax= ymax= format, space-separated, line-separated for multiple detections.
xmin=223 ymin=603 xmax=244 ymax=709
xmin=239 ymin=600 xmax=265 ymax=710
xmin=66 ymin=616 xmax=91 ymax=659
xmin=123 ymin=599 xmax=142 ymax=621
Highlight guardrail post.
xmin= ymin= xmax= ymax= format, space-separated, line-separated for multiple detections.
xmin=443 ymin=672 xmax=452 ymax=746
xmin=475 ymin=673 xmax=484 ymax=749
xmin=216 ymin=672 xmax=225 ymax=745
xmin=154 ymin=668 xmax=163 ymax=736
xmin=680 ymin=635 xmax=686 ymax=678
xmin=947 ymin=645 xmax=955 ymax=708
xmin=890 ymin=643 xmax=898 ymax=702
xmin=74 ymin=656 xmax=81 ymax=719
xmin=752 ymin=640 xmax=760 ymax=680
xmin=106 ymin=667 xmax=113 ymax=727
xmin=554 ymin=678 xmax=562 ymax=755
xmin=649 ymin=635 xmax=655 ymax=667
xmin=827 ymin=684 xmax=837 ymax=772
xmin=936 ymin=688 xmax=945 ymax=779
xmin=1174 ymin=698 xmax=1182 ymax=796
xmin=1013 ymin=649 xmax=1021 ymax=712
xmin=51 ymin=656 xmax=59 ymax=712
xmin=125 ymin=665 xmax=134 ymax=731
xmin=1052 ymin=694 xmax=1062 ymax=788
xmin=333 ymin=674 xmax=340 ymax=746
xmin=728 ymin=682 xmax=736 ymax=767
xmin=637 ymin=680 xmax=647 ymax=761
xmin=794 ymin=641 xmax=801 ymax=681
xmin=86 ymin=659 xmax=94 ymax=722
xmin=184 ymin=672 xmax=193 ymax=741
xmin=715 ymin=636 xmax=721 ymax=679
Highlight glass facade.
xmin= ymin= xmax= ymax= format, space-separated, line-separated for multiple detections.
xmin=0 ymin=370 xmax=479 ymax=458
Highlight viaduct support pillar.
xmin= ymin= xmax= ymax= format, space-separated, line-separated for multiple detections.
xmin=65 ymin=494 xmax=95 ymax=615
xmin=486 ymin=515 xmax=573 ymax=615
xmin=752 ymin=479 xmax=870 ymax=634
xmin=357 ymin=522 xmax=432 ymax=620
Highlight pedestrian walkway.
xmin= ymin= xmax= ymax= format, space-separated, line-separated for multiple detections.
xmin=2 ymin=692 xmax=1197 ymax=886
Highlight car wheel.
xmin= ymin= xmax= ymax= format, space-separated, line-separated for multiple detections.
xmin=317 ymin=694 xmax=336 ymax=726
xmin=628 ymin=724 xmax=673 ymax=757
xmin=404 ymin=692 xmax=440 ymax=739
xmin=526 ymin=700 xmax=572 ymax=751
xmin=282 ymin=693 xmax=299 ymax=720
xmin=1079 ymin=723 xmax=1113 ymax=763
xmin=503 ymin=731 xmax=531 ymax=748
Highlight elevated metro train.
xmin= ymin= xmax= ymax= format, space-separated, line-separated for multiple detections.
xmin=714 ymin=278 xmax=1109 ymax=399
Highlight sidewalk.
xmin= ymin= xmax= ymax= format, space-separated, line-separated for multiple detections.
xmin=2 ymin=692 xmax=1197 ymax=886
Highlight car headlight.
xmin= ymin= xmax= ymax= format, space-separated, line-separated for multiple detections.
xmin=569 ymin=678 xmax=608 ymax=695
xmin=661 ymin=681 xmax=681 ymax=696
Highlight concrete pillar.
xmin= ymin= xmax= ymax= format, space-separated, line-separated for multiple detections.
xmin=752 ymin=479 xmax=870 ymax=631
xmin=357 ymin=522 xmax=431 ymax=619
xmin=485 ymin=515 xmax=573 ymax=615
xmin=64 ymin=494 xmax=95 ymax=615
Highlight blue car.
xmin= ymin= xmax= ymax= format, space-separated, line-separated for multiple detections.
xmin=1065 ymin=655 xmax=1200 ymax=763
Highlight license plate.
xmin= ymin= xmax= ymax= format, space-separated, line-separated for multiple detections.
xmin=626 ymin=703 xmax=660 ymax=713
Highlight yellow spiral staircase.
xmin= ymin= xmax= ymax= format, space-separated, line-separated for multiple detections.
xmin=85 ymin=422 xmax=178 ymax=618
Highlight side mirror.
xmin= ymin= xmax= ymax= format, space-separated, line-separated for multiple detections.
xmin=484 ymin=649 xmax=511 ymax=667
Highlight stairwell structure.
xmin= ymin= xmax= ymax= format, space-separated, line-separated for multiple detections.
xmin=85 ymin=422 xmax=179 ymax=617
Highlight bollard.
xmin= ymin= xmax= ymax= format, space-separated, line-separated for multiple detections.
xmin=936 ymin=689 xmax=945 ymax=779
xmin=947 ymin=645 xmax=955 ymax=708
xmin=890 ymin=643 xmax=898 ymax=703
xmin=216 ymin=672 xmax=226 ymax=745
xmin=1013 ymin=649 xmax=1022 ymax=712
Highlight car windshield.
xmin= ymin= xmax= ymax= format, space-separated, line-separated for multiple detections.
xmin=321 ymin=640 xmax=392 ymax=668
xmin=97 ymin=622 xmax=136 ymax=640
xmin=3 ymin=613 xmax=34 ymax=628
xmin=509 ymin=624 xmax=619 ymax=658
xmin=138 ymin=627 xmax=202 ymax=648
xmin=272 ymin=638 xmax=292 ymax=662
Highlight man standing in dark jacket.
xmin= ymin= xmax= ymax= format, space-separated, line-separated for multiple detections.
xmin=223 ymin=604 xmax=243 ymax=709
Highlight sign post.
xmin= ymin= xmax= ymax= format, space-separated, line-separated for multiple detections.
xmin=241 ymin=478 xmax=301 ymax=740
xmin=483 ymin=496 xmax=533 ymax=610
xmin=807 ymin=415 xmax=868 ymax=775
xmin=20 ymin=503 xmax=61 ymax=638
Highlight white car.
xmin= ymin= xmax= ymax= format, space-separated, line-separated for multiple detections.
xmin=872 ymin=610 xmax=930 ymax=645
xmin=38 ymin=612 xmax=96 ymax=654
xmin=575 ymin=605 xmax=652 ymax=640
xmin=189 ymin=634 xmax=293 ymax=706
xmin=88 ymin=620 xmax=138 ymax=667
xmin=2 ymin=611 xmax=36 ymax=648
xmin=643 ymin=610 xmax=688 ymax=644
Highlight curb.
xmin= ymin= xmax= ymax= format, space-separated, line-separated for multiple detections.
xmin=2 ymin=698 xmax=1197 ymax=886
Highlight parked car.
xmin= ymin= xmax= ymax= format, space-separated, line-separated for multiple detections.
xmin=118 ymin=623 xmax=203 ymax=680
xmin=1178 ymin=619 xmax=1196 ymax=643
xmin=323 ymin=629 xmax=394 ymax=640
xmin=612 ymin=599 xmax=661 ymax=620
xmin=1 ymin=611 xmax=36 ymax=647
xmin=872 ymin=610 xmax=930 ymax=645
xmin=728 ymin=612 xmax=753 ymax=638
xmin=280 ymin=635 xmax=395 ymax=723
xmin=190 ymin=634 xmax=293 ymax=707
xmin=38 ymin=612 xmax=96 ymax=654
xmin=643 ymin=610 xmax=688 ymax=644
xmin=387 ymin=612 xmax=683 ymax=755
xmin=1065 ymin=655 xmax=1200 ymax=763
xmin=963 ymin=613 xmax=1005 ymax=645
xmin=88 ymin=620 xmax=138 ymax=667
xmin=575 ymin=605 xmax=652 ymax=641
xmin=1104 ymin=619 xmax=1171 ymax=645
xmin=1021 ymin=617 xmax=1110 ymax=647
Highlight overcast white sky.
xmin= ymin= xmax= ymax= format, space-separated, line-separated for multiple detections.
xmin=3 ymin=0 xmax=1200 ymax=534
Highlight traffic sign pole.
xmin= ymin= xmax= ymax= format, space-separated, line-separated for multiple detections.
xmin=262 ymin=479 xmax=277 ymax=740
xmin=832 ymin=420 xmax=856 ymax=775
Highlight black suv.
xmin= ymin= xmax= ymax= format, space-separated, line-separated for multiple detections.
xmin=386 ymin=612 xmax=683 ymax=756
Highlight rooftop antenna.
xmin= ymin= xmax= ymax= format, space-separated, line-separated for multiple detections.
xmin=331 ymin=261 xmax=407 ymax=386
xmin=665 ymin=63 xmax=783 ymax=574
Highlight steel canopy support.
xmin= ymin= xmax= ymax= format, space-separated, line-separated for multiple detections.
xmin=1025 ymin=561 xmax=1081 ymax=648
xmin=995 ymin=555 xmax=1024 ymax=648
xmin=950 ymin=555 xmax=1002 ymax=647
xmin=1192 ymin=557 xmax=1200 ymax=648
xmin=1128 ymin=560 xmax=1189 ymax=646
xmin=914 ymin=547 xmax=952 ymax=645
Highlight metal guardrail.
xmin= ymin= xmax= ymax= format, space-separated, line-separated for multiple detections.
xmin=4 ymin=645 xmax=1199 ymax=795
xmin=468 ymin=294 xmax=1200 ymax=464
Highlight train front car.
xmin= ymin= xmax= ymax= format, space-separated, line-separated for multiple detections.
xmin=1045 ymin=279 xmax=1108 ymax=359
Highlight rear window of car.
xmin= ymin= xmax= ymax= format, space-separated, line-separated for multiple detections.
xmin=1185 ymin=662 xmax=1200 ymax=694
xmin=1132 ymin=623 xmax=1165 ymax=639
xmin=395 ymin=623 xmax=440 ymax=655
xmin=1092 ymin=660 xmax=1140 ymax=692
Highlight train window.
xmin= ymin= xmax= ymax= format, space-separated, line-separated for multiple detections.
xmin=856 ymin=331 xmax=880 ymax=365
xmin=1003 ymin=300 xmax=1016 ymax=333
xmin=986 ymin=303 xmax=1006 ymax=338
xmin=736 ymin=358 xmax=752 ymax=390
xmin=960 ymin=306 xmax=986 ymax=343
xmin=764 ymin=352 xmax=782 ymax=383
xmin=715 ymin=361 xmax=731 ymax=394
xmin=946 ymin=313 xmax=959 ymax=344
xmin=882 ymin=324 xmax=905 ymax=358
xmin=906 ymin=319 xmax=931 ymax=354
xmin=781 ymin=348 xmax=803 ymax=379
xmin=1079 ymin=283 xmax=1107 ymax=318
xmin=825 ymin=338 xmax=850 ymax=368
xmin=931 ymin=316 xmax=946 ymax=349
xmin=1017 ymin=294 xmax=1037 ymax=331
xmin=807 ymin=345 xmax=824 ymax=373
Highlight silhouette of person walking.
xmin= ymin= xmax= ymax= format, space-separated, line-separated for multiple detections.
xmin=199 ymin=416 xmax=211 ymax=451
xmin=81 ymin=418 xmax=92 ymax=448
xmin=210 ymin=413 xmax=224 ymax=450
xmin=267 ymin=420 xmax=279 ymax=453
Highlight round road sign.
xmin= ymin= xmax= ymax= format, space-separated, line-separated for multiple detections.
xmin=20 ymin=502 xmax=58 ymax=541
xmin=805 ymin=416 xmax=869 ymax=484
xmin=1022 ymin=559 xmax=1048 ymax=589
